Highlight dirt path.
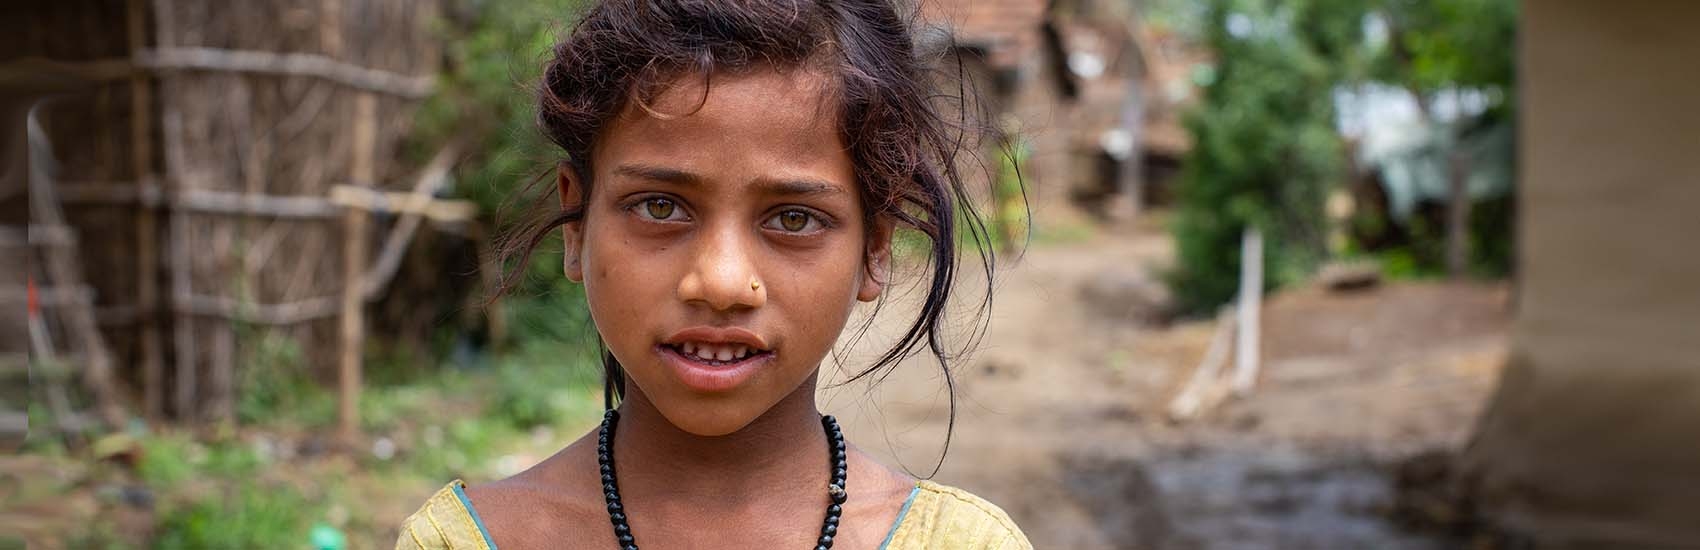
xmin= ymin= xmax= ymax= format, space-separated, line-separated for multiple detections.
xmin=820 ymin=221 xmax=1510 ymax=549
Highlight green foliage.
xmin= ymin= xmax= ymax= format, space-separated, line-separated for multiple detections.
xmin=235 ymin=331 xmax=336 ymax=427
xmin=1373 ymin=0 xmax=1518 ymax=277
xmin=1168 ymin=0 xmax=1369 ymax=313
xmin=152 ymin=481 xmax=319 ymax=550
xmin=1373 ymin=0 xmax=1517 ymax=93
xmin=1165 ymin=0 xmax=1517 ymax=312
xmin=136 ymin=434 xmax=197 ymax=486
xmin=412 ymin=0 xmax=597 ymax=348
xmin=488 ymin=343 xmax=603 ymax=430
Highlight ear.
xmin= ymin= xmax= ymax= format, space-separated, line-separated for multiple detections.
xmin=558 ymin=166 xmax=586 ymax=283
xmin=857 ymin=216 xmax=895 ymax=302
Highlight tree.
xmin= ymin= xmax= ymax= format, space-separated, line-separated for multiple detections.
xmin=1168 ymin=0 xmax=1369 ymax=313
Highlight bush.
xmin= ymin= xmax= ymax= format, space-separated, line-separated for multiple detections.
xmin=152 ymin=481 xmax=319 ymax=550
xmin=1167 ymin=0 xmax=1367 ymax=314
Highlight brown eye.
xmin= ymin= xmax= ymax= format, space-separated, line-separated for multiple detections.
xmin=644 ymin=199 xmax=676 ymax=220
xmin=778 ymin=211 xmax=809 ymax=232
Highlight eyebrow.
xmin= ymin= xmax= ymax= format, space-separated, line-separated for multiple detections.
xmin=612 ymin=163 xmax=847 ymax=197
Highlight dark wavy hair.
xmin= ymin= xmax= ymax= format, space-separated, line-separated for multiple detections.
xmin=496 ymin=0 xmax=1010 ymax=473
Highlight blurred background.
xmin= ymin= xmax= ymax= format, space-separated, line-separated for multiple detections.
xmin=3 ymin=0 xmax=1696 ymax=548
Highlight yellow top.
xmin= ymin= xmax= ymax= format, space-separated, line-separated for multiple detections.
xmin=395 ymin=479 xmax=1031 ymax=550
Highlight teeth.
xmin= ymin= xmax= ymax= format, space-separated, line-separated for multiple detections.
xmin=676 ymin=342 xmax=763 ymax=362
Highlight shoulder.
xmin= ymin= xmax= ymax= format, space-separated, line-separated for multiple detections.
xmin=394 ymin=480 xmax=496 ymax=550
xmin=884 ymin=481 xmax=1033 ymax=550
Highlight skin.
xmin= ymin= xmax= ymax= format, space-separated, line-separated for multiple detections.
xmin=465 ymin=66 xmax=918 ymax=549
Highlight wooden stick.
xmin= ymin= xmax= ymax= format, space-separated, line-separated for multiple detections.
xmin=469 ymin=222 xmax=507 ymax=349
xmin=327 ymin=186 xmax=476 ymax=224
xmin=175 ymin=292 xmax=339 ymax=325
xmin=347 ymin=143 xmax=462 ymax=298
xmin=27 ymin=279 xmax=82 ymax=447
xmin=3 ymin=285 xmax=94 ymax=307
xmin=1231 ymin=226 xmax=1263 ymax=396
xmin=1167 ymin=306 xmax=1237 ymax=422
xmin=0 ymin=48 xmax=436 ymax=99
xmin=338 ymin=91 xmax=376 ymax=447
xmin=154 ymin=0 xmax=198 ymax=422
xmin=129 ymin=0 xmax=165 ymax=422
xmin=58 ymin=181 xmax=339 ymax=218
xmin=26 ymin=112 xmax=125 ymax=429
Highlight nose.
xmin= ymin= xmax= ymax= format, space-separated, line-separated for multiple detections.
xmin=677 ymin=224 xmax=766 ymax=312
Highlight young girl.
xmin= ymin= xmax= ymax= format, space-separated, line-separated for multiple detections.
xmin=397 ymin=1 xmax=1030 ymax=548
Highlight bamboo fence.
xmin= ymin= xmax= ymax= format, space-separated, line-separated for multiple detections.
xmin=6 ymin=0 xmax=477 ymax=438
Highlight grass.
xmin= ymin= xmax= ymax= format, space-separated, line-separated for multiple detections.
xmin=26 ymin=338 xmax=608 ymax=550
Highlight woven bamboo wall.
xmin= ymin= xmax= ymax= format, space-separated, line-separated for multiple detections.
xmin=8 ymin=0 xmax=442 ymax=423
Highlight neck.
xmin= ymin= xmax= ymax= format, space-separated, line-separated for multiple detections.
xmin=608 ymin=374 xmax=829 ymax=503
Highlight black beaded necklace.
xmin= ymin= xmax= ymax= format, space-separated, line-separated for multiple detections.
xmin=596 ymin=410 xmax=849 ymax=550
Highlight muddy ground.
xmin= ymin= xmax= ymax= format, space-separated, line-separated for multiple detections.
xmin=820 ymin=219 xmax=1510 ymax=549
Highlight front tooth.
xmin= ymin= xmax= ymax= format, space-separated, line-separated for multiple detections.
xmin=715 ymin=347 xmax=733 ymax=361
xmin=695 ymin=346 xmax=715 ymax=360
xmin=682 ymin=342 xmax=696 ymax=355
xmin=735 ymin=346 xmax=748 ymax=358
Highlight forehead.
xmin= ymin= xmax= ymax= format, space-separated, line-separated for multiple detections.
xmin=592 ymin=67 xmax=851 ymax=188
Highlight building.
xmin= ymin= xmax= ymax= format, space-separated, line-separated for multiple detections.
xmin=1461 ymin=2 xmax=1700 ymax=546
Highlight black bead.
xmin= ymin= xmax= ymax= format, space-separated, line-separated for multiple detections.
xmin=596 ymin=414 xmax=851 ymax=549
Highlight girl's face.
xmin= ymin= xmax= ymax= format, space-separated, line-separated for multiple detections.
xmin=560 ymin=67 xmax=891 ymax=436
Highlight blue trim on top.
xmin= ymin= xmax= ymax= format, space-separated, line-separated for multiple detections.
xmin=877 ymin=484 xmax=922 ymax=550
xmin=452 ymin=481 xmax=500 ymax=550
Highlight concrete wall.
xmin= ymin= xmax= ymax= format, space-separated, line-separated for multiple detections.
xmin=1462 ymin=1 xmax=1700 ymax=547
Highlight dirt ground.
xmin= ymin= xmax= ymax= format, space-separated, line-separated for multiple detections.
xmin=820 ymin=219 xmax=1511 ymax=549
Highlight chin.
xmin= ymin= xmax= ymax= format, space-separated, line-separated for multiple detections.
xmin=649 ymin=395 xmax=769 ymax=437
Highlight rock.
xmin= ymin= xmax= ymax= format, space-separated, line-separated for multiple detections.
xmin=1078 ymin=267 xmax=1173 ymax=325
xmin=1317 ymin=261 xmax=1381 ymax=292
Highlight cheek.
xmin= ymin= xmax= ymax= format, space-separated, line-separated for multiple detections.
xmin=582 ymin=230 xmax=652 ymax=339
xmin=778 ymin=240 xmax=866 ymax=335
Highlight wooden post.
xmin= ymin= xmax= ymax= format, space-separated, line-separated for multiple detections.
xmin=339 ymin=92 xmax=375 ymax=446
xmin=153 ymin=0 xmax=198 ymax=421
xmin=1446 ymin=150 xmax=1472 ymax=279
xmin=1231 ymin=226 xmax=1263 ymax=396
xmin=1167 ymin=306 xmax=1237 ymax=421
xmin=128 ymin=0 xmax=165 ymax=422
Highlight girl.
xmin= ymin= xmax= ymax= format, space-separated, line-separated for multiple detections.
xmin=397 ymin=0 xmax=1029 ymax=548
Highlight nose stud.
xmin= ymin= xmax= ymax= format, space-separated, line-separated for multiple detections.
xmin=751 ymin=279 xmax=762 ymax=291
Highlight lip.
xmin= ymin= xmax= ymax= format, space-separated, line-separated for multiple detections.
xmin=658 ymin=326 xmax=775 ymax=393
xmin=662 ymin=326 xmax=771 ymax=350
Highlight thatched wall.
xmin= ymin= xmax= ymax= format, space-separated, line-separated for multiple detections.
xmin=8 ymin=0 xmax=442 ymax=423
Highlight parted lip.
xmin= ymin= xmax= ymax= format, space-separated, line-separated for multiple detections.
xmin=662 ymin=326 xmax=771 ymax=351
